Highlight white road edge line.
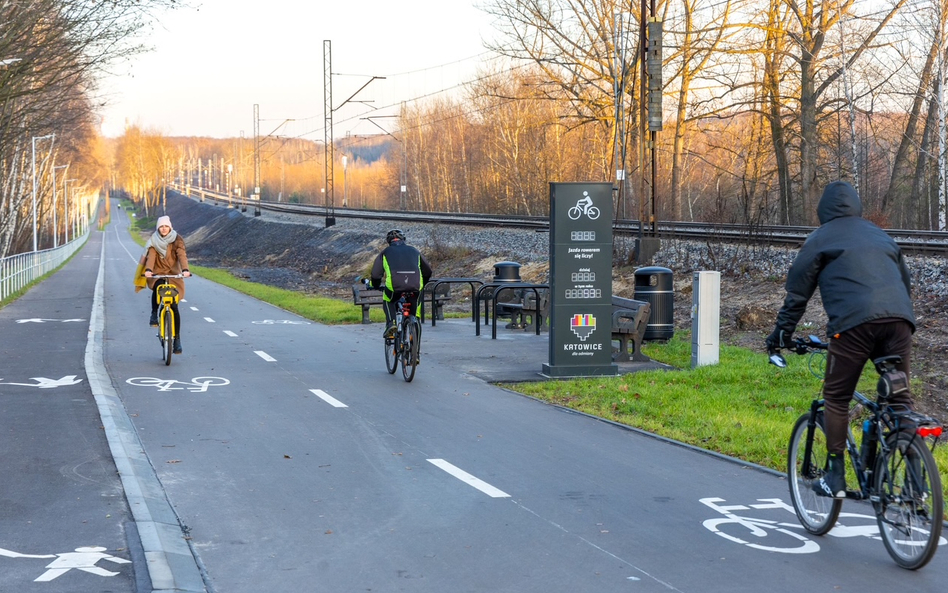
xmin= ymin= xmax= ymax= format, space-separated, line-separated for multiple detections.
xmin=88 ymin=236 xmax=206 ymax=592
xmin=427 ymin=459 xmax=510 ymax=498
xmin=255 ymin=350 xmax=276 ymax=362
xmin=223 ymin=330 xmax=238 ymax=337
xmin=309 ymin=389 xmax=348 ymax=408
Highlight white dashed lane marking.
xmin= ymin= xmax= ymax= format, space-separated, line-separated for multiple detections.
xmin=309 ymin=389 xmax=347 ymax=408
xmin=427 ymin=459 xmax=510 ymax=498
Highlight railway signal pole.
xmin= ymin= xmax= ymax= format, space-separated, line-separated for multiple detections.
xmin=637 ymin=0 xmax=663 ymax=263
xmin=323 ymin=40 xmax=335 ymax=227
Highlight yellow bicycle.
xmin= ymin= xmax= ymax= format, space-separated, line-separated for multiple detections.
xmin=151 ymin=274 xmax=183 ymax=365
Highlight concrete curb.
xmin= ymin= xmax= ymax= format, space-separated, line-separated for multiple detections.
xmin=85 ymin=237 xmax=207 ymax=593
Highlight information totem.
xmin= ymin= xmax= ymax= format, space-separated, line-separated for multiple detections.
xmin=542 ymin=182 xmax=618 ymax=377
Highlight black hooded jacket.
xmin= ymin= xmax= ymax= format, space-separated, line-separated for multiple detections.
xmin=774 ymin=181 xmax=915 ymax=337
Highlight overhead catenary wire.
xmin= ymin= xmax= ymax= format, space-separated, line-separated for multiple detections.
xmin=268 ymin=52 xmax=528 ymax=142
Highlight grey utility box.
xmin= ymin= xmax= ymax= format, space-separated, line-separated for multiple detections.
xmin=691 ymin=270 xmax=720 ymax=368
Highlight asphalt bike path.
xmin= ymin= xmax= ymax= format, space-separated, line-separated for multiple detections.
xmin=0 ymin=229 xmax=142 ymax=593
xmin=5 ymin=200 xmax=948 ymax=592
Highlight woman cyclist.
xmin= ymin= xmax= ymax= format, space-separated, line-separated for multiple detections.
xmin=144 ymin=215 xmax=191 ymax=354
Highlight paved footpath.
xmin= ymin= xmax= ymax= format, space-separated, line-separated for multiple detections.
xmin=0 ymin=229 xmax=144 ymax=592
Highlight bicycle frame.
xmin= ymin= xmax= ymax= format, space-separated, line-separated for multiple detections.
xmin=156 ymin=284 xmax=178 ymax=337
xmin=391 ymin=292 xmax=420 ymax=382
xmin=803 ymin=392 xmax=936 ymax=502
xmin=150 ymin=274 xmax=183 ymax=365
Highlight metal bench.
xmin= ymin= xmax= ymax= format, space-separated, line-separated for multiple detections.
xmin=476 ymin=285 xmax=522 ymax=326
xmin=612 ymin=296 xmax=651 ymax=362
xmin=351 ymin=283 xmax=384 ymax=324
xmin=504 ymin=290 xmax=550 ymax=331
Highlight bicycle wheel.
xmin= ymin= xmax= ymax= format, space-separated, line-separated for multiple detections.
xmin=873 ymin=432 xmax=943 ymax=569
xmin=787 ymin=411 xmax=842 ymax=535
xmin=401 ymin=319 xmax=419 ymax=382
xmin=384 ymin=334 xmax=398 ymax=374
xmin=163 ymin=308 xmax=174 ymax=366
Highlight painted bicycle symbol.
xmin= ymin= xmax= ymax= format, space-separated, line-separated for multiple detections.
xmin=251 ymin=319 xmax=310 ymax=325
xmin=125 ymin=376 xmax=230 ymax=392
xmin=567 ymin=192 xmax=600 ymax=220
xmin=701 ymin=497 xmax=819 ymax=553
xmin=700 ymin=496 xmax=942 ymax=554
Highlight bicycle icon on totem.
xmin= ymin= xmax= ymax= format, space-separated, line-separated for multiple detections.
xmin=700 ymin=496 xmax=946 ymax=554
xmin=567 ymin=192 xmax=601 ymax=220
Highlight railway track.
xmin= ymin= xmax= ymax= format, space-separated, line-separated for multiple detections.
xmin=172 ymin=186 xmax=948 ymax=256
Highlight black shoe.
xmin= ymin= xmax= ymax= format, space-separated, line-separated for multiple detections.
xmin=149 ymin=313 xmax=158 ymax=327
xmin=383 ymin=323 xmax=396 ymax=339
xmin=813 ymin=453 xmax=846 ymax=498
xmin=173 ymin=338 xmax=182 ymax=354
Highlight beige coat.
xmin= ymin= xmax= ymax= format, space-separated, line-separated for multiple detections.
xmin=144 ymin=234 xmax=190 ymax=299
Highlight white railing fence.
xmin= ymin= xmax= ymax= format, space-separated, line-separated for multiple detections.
xmin=0 ymin=230 xmax=90 ymax=304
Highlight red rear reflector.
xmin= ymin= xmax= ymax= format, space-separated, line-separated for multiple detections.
xmin=917 ymin=426 xmax=943 ymax=438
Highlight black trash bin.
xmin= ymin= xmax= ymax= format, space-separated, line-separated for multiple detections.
xmin=493 ymin=261 xmax=522 ymax=282
xmin=634 ymin=266 xmax=674 ymax=341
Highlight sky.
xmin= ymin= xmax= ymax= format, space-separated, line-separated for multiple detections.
xmin=98 ymin=0 xmax=500 ymax=140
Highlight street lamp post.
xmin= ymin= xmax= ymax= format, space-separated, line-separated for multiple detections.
xmin=52 ymin=164 xmax=69 ymax=247
xmin=31 ymin=133 xmax=55 ymax=251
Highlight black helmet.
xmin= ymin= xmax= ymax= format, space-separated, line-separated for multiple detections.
xmin=385 ymin=229 xmax=405 ymax=244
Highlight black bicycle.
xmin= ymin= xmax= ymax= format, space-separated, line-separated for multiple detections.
xmin=771 ymin=335 xmax=944 ymax=569
xmin=384 ymin=291 xmax=421 ymax=382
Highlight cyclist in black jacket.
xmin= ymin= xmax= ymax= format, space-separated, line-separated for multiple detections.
xmin=767 ymin=180 xmax=916 ymax=498
xmin=371 ymin=229 xmax=433 ymax=339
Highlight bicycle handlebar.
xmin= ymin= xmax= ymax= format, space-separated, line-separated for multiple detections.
xmin=149 ymin=273 xmax=187 ymax=278
xmin=768 ymin=335 xmax=827 ymax=368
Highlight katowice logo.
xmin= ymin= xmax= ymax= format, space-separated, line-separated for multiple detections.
xmin=570 ymin=313 xmax=596 ymax=341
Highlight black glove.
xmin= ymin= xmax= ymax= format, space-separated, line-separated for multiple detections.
xmin=766 ymin=327 xmax=791 ymax=350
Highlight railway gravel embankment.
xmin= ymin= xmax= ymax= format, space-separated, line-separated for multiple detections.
xmin=152 ymin=192 xmax=948 ymax=417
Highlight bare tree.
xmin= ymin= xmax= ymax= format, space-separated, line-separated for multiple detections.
xmin=0 ymin=0 xmax=182 ymax=258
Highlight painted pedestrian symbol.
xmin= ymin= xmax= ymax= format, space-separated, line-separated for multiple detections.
xmin=0 ymin=545 xmax=130 ymax=582
xmin=0 ymin=375 xmax=82 ymax=389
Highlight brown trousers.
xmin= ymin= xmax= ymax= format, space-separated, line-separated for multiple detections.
xmin=822 ymin=319 xmax=914 ymax=454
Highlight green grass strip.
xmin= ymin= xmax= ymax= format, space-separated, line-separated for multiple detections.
xmin=190 ymin=265 xmax=386 ymax=325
